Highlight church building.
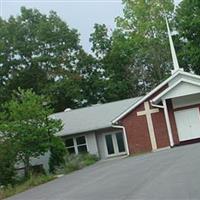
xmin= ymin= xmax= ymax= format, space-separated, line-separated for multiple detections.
xmin=52 ymin=20 xmax=200 ymax=160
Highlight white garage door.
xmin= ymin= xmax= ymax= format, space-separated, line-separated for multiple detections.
xmin=174 ymin=108 xmax=200 ymax=141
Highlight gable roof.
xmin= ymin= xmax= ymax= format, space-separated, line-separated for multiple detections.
xmin=51 ymin=96 xmax=143 ymax=137
xmin=112 ymin=70 xmax=200 ymax=124
xmin=153 ymin=78 xmax=200 ymax=103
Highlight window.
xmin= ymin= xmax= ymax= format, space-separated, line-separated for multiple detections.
xmin=65 ymin=138 xmax=74 ymax=147
xmin=65 ymin=136 xmax=88 ymax=154
xmin=77 ymin=145 xmax=87 ymax=153
xmin=65 ymin=138 xmax=76 ymax=154
xmin=76 ymin=136 xmax=87 ymax=154
xmin=76 ymin=136 xmax=86 ymax=145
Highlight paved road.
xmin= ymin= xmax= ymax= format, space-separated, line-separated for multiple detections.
xmin=8 ymin=143 xmax=200 ymax=200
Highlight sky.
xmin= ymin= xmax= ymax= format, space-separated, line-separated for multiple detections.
xmin=0 ymin=0 xmax=182 ymax=52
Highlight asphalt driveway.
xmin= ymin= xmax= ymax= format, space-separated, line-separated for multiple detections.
xmin=7 ymin=143 xmax=200 ymax=200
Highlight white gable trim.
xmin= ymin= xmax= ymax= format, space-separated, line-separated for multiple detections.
xmin=112 ymin=70 xmax=200 ymax=124
xmin=152 ymin=79 xmax=200 ymax=103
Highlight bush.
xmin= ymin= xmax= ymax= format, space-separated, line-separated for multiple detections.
xmin=0 ymin=140 xmax=17 ymax=186
xmin=82 ymin=154 xmax=99 ymax=166
xmin=64 ymin=153 xmax=98 ymax=174
xmin=49 ymin=136 xmax=66 ymax=173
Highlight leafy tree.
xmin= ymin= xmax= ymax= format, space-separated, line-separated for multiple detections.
xmin=0 ymin=7 xmax=88 ymax=112
xmin=45 ymin=73 xmax=83 ymax=112
xmin=90 ymin=0 xmax=175 ymax=102
xmin=75 ymin=50 xmax=107 ymax=105
xmin=89 ymin=24 xmax=111 ymax=59
xmin=0 ymin=89 xmax=63 ymax=178
xmin=175 ymin=0 xmax=200 ymax=74
xmin=45 ymin=50 xmax=106 ymax=110
xmin=0 ymin=7 xmax=107 ymax=112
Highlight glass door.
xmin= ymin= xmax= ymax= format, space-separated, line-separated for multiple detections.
xmin=115 ymin=132 xmax=125 ymax=153
xmin=105 ymin=132 xmax=126 ymax=157
xmin=105 ymin=134 xmax=115 ymax=155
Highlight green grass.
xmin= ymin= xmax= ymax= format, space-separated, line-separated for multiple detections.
xmin=0 ymin=174 xmax=56 ymax=199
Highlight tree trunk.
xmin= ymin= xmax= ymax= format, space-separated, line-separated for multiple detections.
xmin=24 ymin=156 xmax=31 ymax=178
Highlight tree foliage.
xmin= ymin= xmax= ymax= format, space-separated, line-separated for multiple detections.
xmin=0 ymin=139 xmax=17 ymax=186
xmin=0 ymin=2 xmax=200 ymax=112
xmin=90 ymin=0 xmax=175 ymax=102
xmin=175 ymin=0 xmax=200 ymax=75
xmin=49 ymin=136 xmax=66 ymax=173
xmin=0 ymin=89 xmax=63 ymax=178
xmin=0 ymin=7 xmax=104 ymax=112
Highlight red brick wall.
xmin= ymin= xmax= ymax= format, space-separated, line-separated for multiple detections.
xmin=122 ymin=102 xmax=152 ymax=153
xmin=120 ymin=85 xmax=170 ymax=154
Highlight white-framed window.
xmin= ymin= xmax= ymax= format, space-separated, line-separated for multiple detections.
xmin=65 ymin=136 xmax=88 ymax=154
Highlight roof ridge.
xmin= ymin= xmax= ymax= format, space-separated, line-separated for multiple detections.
xmin=53 ymin=96 xmax=142 ymax=116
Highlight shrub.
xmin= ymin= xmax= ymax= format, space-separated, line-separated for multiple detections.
xmin=64 ymin=153 xmax=98 ymax=174
xmin=49 ymin=136 xmax=66 ymax=173
xmin=0 ymin=140 xmax=17 ymax=186
xmin=82 ymin=154 xmax=99 ymax=166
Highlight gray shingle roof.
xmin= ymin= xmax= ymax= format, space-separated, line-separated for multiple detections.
xmin=52 ymin=97 xmax=142 ymax=137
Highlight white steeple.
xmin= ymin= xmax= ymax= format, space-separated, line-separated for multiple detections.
xmin=165 ymin=17 xmax=183 ymax=74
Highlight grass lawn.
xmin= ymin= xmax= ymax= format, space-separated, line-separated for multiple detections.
xmin=0 ymin=174 xmax=56 ymax=199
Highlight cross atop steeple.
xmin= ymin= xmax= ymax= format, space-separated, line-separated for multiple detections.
xmin=165 ymin=18 xmax=183 ymax=74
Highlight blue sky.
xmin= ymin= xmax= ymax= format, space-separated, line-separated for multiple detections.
xmin=1 ymin=0 xmax=182 ymax=52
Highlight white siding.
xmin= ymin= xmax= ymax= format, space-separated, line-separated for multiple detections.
xmin=30 ymin=151 xmax=50 ymax=172
xmin=16 ymin=151 xmax=50 ymax=176
xmin=96 ymin=133 xmax=107 ymax=159
xmin=162 ymin=82 xmax=200 ymax=100
xmin=169 ymin=73 xmax=200 ymax=86
xmin=172 ymin=93 xmax=200 ymax=109
xmin=85 ymin=133 xmax=99 ymax=156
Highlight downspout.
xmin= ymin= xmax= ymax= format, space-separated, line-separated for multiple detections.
xmin=150 ymin=100 xmax=174 ymax=147
xmin=111 ymin=124 xmax=130 ymax=156
xmin=150 ymin=101 xmax=164 ymax=109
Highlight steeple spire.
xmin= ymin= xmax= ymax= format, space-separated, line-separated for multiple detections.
xmin=165 ymin=17 xmax=183 ymax=74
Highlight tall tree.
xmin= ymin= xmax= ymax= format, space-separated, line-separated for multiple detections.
xmin=175 ymin=0 xmax=200 ymax=74
xmin=90 ymin=24 xmax=112 ymax=59
xmin=116 ymin=0 xmax=175 ymax=88
xmin=0 ymin=7 xmax=98 ymax=112
xmin=90 ymin=0 xmax=175 ymax=102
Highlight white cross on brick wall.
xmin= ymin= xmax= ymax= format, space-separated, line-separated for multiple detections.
xmin=137 ymin=101 xmax=159 ymax=150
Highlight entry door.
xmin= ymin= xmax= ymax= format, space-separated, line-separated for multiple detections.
xmin=174 ymin=108 xmax=200 ymax=141
xmin=104 ymin=132 xmax=126 ymax=157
